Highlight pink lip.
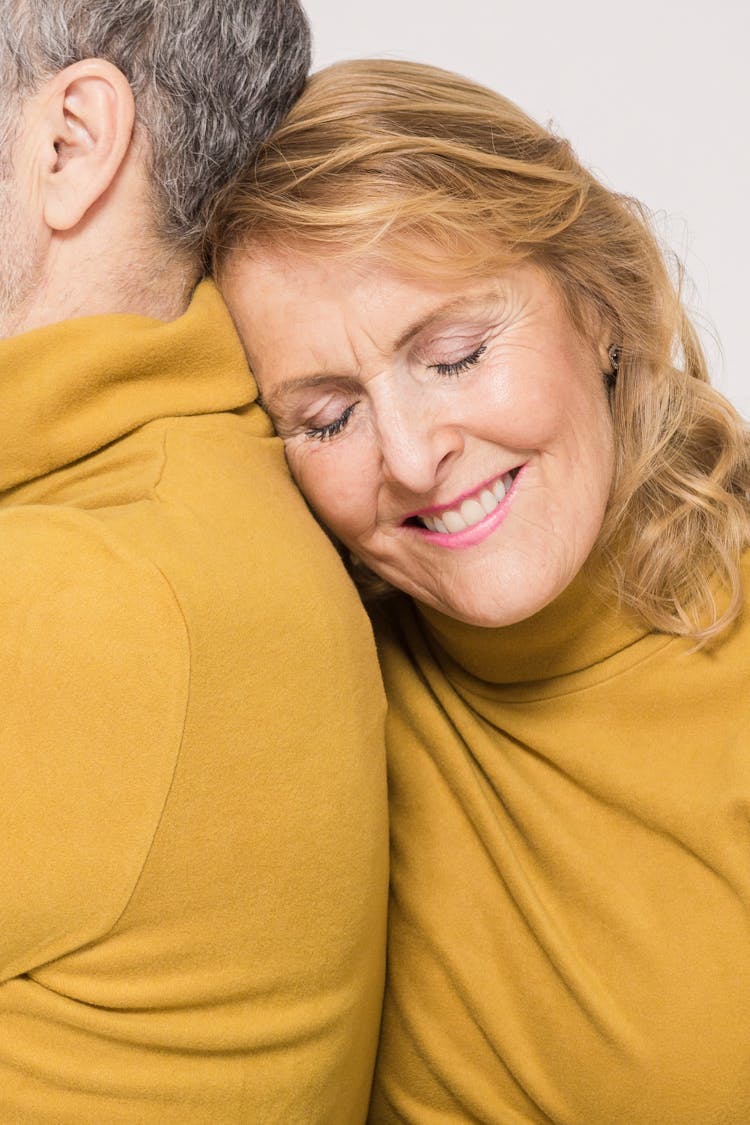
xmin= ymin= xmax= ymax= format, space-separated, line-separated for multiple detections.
xmin=404 ymin=471 xmax=513 ymax=521
xmin=407 ymin=464 xmax=525 ymax=550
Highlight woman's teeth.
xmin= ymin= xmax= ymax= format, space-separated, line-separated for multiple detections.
xmin=421 ymin=473 xmax=513 ymax=534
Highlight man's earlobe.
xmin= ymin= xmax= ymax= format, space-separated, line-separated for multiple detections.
xmin=42 ymin=59 xmax=136 ymax=232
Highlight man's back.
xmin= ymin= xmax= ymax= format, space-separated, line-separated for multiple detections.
xmin=0 ymin=284 xmax=388 ymax=1122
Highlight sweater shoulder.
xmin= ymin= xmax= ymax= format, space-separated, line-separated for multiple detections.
xmin=0 ymin=503 xmax=190 ymax=659
xmin=0 ymin=505 xmax=189 ymax=976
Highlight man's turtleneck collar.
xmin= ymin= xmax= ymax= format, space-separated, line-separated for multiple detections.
xmin=0 ymin=279 xmax=255 ymax=495
xmin=415 ymin=559 xmax=652 ymax=686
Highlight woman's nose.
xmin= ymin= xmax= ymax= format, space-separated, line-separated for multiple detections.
xmin=378 ymin=398 xmax=464 ymax=496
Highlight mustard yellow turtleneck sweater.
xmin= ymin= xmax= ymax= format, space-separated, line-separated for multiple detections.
xmin=368 ymin=561 xmax=750 ymax=1124
xmin=0 ymin=281 xmax=388 ymax=1124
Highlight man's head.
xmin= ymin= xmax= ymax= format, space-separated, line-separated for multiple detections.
xmin=0 ymin=0 xmax=311 ymax=333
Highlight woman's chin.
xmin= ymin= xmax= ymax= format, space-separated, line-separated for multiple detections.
xmin=366 ymin=538 xmax=590 ymax=628
xmin=405 ymin=587 xmax=550 ymax=629
xmin=400 ymin=563 xmax=582 ymax=628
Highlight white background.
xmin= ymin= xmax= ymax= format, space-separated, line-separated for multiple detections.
xmin=304 ymin=0 xmax=750 ymax=415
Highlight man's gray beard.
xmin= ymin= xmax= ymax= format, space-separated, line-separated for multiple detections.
xmin=0 ymin=181 xmax=42 ymax=338
xmin=0 ymin=109 xmax=42 ymax=338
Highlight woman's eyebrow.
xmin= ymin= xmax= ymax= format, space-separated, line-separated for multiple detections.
xmin=261 ymin=373 xmax=360 ymax=415
xmin=393 ymin=291 xmax=500 ymax=351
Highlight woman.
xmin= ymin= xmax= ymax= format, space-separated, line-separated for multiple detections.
xmin=212 ymin=60 xmax=750 ymax=1123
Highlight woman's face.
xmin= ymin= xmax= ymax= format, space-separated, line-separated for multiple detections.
xmin=222 ymin=251 xmax=616 ymax=627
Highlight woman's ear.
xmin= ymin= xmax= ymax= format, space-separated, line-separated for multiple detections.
xmin=39 ymin=58 xmax=136 ymax=232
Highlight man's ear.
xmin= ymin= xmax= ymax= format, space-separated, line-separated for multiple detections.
xmin=40 ymin=58 xmax=136 ymax=232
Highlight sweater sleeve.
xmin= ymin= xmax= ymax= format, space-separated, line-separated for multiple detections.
xmin=0 ymin=508 xmax=189 ymax=982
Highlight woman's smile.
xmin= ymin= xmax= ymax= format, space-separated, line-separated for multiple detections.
xmin=402 ymin=467 xmax=523 ymax=546
xmin=222 ymin=252 xmax=615 ymax=627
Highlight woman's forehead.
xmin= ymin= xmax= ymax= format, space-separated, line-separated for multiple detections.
xmin=227 ymin=253 xmax=506 ymax=371
xmin=225 ymin=244 xmax=540 ymax=334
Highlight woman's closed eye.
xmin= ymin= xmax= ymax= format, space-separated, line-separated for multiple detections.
xmin=305 ymin=400 xmax=360 ymax=442
xmin=430 ymin=343 xmax=487 ymax=377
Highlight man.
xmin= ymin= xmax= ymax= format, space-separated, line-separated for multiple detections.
xmin=0 ymin=3 xmax=388 ymax=1122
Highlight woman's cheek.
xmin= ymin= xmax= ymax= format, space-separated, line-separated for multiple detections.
xmin=287 ymin=444 xmax=351 ymax=535
xmin=330 ymin=460 xmax=381 ymax=546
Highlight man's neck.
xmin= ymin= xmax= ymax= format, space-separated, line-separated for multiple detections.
xmin=2 ymin=260 xmax=199 ymax=337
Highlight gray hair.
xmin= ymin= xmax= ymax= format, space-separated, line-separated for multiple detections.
xmin=0 ymin=0 xmax=311 ymax=255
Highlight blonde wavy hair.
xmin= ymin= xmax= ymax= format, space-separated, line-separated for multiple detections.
xmin=211 ymin=58 xmax=750 ymax=644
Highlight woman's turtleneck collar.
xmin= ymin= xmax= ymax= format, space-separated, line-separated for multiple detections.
xmin=415 ymin=559 xmax=653 ymax=686
xmin=0 ymin=279 xmax=256 ymax=496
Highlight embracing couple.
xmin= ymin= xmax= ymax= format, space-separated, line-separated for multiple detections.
xmin=3 ymin=3 xmax=749 ymax=1124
